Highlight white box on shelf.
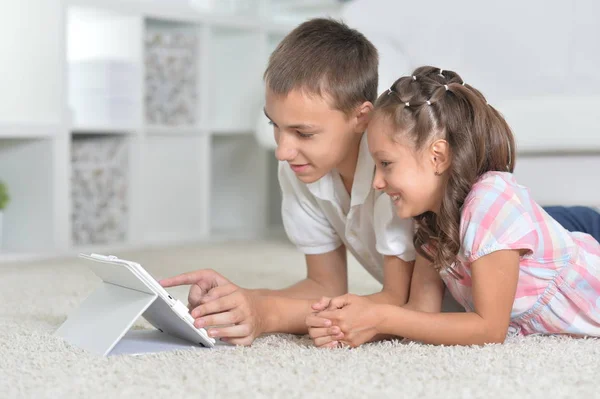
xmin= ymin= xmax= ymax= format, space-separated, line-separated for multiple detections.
xmin=145 ymin=26 xmax=198 ymax=126
xmin=69 ymin=59 xmax=140 ymax=128
xmin=70 ymin=95 xmax=139 ymax=128
xmin=70 ymin=59 xmax=139 ymax=93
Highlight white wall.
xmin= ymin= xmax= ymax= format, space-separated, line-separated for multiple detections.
xmin=342 ymin=0 xmax=600 ymax=153
xmin=342 ymin=0 xmax=600 ymax=101
xmin=0 ymin=0 xmax=64 ymax=125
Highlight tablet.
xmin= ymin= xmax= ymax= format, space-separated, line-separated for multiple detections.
xmin=79 ymin=253 xmax=216 ymax=348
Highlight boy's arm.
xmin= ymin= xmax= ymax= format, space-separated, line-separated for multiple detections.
xmin=161 ymin=246 xmax=349 ymax=344
xmin=252 ymin=245 xmax=349 ymax=335
xmin=252 ymin=245 xmax=348 ymax=299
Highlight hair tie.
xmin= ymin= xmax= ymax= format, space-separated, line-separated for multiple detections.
xmin=412 ymin=75 xmax=417 ymax=81
xmin=405 ymin=102 xmax=410 ymax=107
xmin=444 ymin=85 xmax=449 ymax=91
xmin=426 ymin=100 xmax=431 ymax=105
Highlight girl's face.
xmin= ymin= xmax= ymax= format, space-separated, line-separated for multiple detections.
xmin=367 ymin=115 xmax=447 ymax=219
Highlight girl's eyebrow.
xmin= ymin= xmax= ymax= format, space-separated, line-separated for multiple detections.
xmin=263 ymin=108 xmax=318 ymax=130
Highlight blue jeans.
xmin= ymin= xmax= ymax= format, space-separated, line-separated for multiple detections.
xmin=544 ymin=206 xmax=600 ymax=242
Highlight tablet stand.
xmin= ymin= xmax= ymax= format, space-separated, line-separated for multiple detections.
xmin=54 ymin=255 xmax=206 ymax=356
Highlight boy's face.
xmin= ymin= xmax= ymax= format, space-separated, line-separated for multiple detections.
xmin=265 ymin=88 xmax=361 ymax=184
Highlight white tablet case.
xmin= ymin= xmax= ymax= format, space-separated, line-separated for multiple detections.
xmin=55 ymin=253 xmax=216 ymax=356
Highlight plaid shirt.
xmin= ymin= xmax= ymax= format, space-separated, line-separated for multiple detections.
xmin=440 ymin=172 xmax=600 ymax=337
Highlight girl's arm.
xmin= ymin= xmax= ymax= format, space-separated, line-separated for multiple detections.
xmin=364 ymin=254 xmax=445 ymax=343
xmin=366 ymin=255 xmax=415 ymax=305
xmin=402 ymin=254 xmax=445 ymax=313
xmin=377 ymin=249 xmax=520 ymax=345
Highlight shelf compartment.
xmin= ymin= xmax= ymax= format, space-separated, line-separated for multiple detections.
xmin=0 ymin=139 xmax=55 ymax=252
xmin=141 ymin=134 xmax=209 ymax=243
xmin=210 ymin=134 xmax=269 ymax=235
xmin=71 ymin=134 xmax=130 ymax=246
xmin=209 ymin=26 xmax=264 ymax=132
xmin=144 ymin=19 xmax=199 ymax=127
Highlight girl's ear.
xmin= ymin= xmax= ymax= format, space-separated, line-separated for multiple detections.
xmin=354 ymin=101 xmax=374 ymax=133
xmin=430 ymin=139 xmax=451 ymax=175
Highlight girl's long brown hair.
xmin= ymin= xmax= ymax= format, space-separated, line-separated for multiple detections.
xmin=375 ymin=66 xmax=516 ymax=273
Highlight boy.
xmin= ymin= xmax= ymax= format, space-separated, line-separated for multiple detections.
xmin=160 ymin=18 xmax=416 ymax=347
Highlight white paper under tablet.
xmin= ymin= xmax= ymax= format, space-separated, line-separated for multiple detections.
xmin=110 ymin=330 xmax=234 ymax=356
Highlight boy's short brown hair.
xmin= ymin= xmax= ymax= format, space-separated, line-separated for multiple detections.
xmin=264 ymin=18 xmax=378 ymax=115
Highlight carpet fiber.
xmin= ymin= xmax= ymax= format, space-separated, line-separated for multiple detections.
xmin=2 ymin=240 xmax=600 ymax=398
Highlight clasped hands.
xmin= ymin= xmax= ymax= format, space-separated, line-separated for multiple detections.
xmin=306 ymin=294 xmax=385 ymax=348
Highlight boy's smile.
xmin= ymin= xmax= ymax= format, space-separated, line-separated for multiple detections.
xmin=264 ymin=87 xmax=364 ymax=185
xmin=289 ymin=164 xmax=310 ymax=173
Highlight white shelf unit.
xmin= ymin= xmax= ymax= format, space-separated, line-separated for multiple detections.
xmin=0 ymin=0 xmax=295 ymax=261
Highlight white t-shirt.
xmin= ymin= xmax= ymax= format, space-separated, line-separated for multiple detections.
xmin=279 ymin=133 xmax=415 ymax=283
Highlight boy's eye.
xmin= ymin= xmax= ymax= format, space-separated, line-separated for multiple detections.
xmin=380 ymin=161 xmax=391 ymax=168
xmin=297 ymin=132 xmax=314 ymax=138
xmin=267 ymin=120 xmax=274 ymax=126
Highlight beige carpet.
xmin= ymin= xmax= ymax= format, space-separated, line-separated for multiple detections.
xmin=2 ymin=239 xmax=600 ymax=399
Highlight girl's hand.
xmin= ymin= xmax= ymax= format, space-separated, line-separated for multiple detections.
xmin=306 ymin=297 xmax=345 ymax=348
xmin=317 ymin=294 xmax=385 ymax=348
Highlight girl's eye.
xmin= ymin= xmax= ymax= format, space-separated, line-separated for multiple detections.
xmin=298 ymin=132 xmax=314 ymax=138
xmin=380 ymin=161 xmax=391 ymax=168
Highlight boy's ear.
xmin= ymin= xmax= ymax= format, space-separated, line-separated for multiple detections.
xmin=354 ymin=101 xmax=374 ymax=133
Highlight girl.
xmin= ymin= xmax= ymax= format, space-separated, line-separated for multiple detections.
xmin=309 ymin=66 xmax=600 ymax=347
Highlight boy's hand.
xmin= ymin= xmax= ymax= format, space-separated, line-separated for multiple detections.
xmin=160 ymin=269 xmax=266 ymax=346
xmin=306 ymin=297 xmax=345 ymax=348
xmin=160 ymin=269 xmax=231 ymax=309
xmin=317 ymin=294 xmax=385 ymax=348
xmin=191 ymin=285 xmax=266 ymax=346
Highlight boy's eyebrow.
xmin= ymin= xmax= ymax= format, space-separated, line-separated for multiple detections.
xmin=263 ymin=108 xmax=319 ymax=130
xmin=372 ymin=151 xmax=390 ymax=158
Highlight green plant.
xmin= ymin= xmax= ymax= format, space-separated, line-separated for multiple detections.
xmin=0 ymin=181 xmax=9 ymax=210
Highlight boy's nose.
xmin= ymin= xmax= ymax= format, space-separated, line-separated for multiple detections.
xmin=372 ymin=169 xmax=386 ymax=190
xmin=275 ymin=136 xmax=298 ymax=161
